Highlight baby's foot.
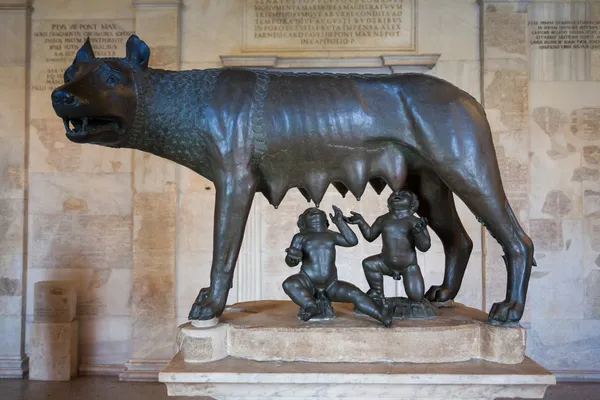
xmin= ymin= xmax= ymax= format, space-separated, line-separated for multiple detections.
xmin=298 ymin=306 xmax=322 ymax=321
xmin=381 ymin=300 xmax=394 ymax=328
xmin=366 ymin=289 xmax=385 ymax=307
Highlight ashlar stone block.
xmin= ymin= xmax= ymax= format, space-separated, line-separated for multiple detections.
xmin=34 ymin=280 xmax=76 ymax=323
xmin=29 ymin=320 xmax=78 ymax=381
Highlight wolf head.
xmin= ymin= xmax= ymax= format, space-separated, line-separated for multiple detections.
xmin=51 ymin=35 xmax=150 ymax=147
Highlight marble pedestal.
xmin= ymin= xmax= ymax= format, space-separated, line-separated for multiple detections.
xmin=174 ymin=300 xmax=525 ymax=364
xmin=159 ymin=301 xmax=555 ymax=399
xmin=29 ymin=280 xmax=78 ymax=381
xmin=29 ymin=320 xmax=78 ymax=381
xmin=160 ymin=354 xmax=555 ymax=400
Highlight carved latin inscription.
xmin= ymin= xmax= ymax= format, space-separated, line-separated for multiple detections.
xmin=243 ymin=0 xmax=415 ymax=51
xmin=31 ymin=20 xmax=134 ymax=93
xmin=529 ymin=20 xmax=600 ymax=50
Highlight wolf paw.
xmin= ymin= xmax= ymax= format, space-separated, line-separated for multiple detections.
xmin=193 ymin=287 xmax=210 ymax=304
xmin=488 ymin=300 xmax=523 ymax=325
xmin=188 ymin=300 xmax=222 ymax=320
xmin=425 ymin=285 xmax=456 ymax=303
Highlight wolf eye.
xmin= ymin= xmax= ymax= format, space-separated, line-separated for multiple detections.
xmin=105 ymin=75 xmax=119 ymax=86
xmin=64 ymin=66 xmax=75 ymax=83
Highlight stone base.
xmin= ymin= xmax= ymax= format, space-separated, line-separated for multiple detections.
xmin=29 ymin=320 xmax=78 ymax=381
xmin=119 ymin=359 xmax=169 ymax=382
xmin=181 ymin=300 xmax=525 ymax=364
xmin=159 ymin=353 xmax=555 ymax=400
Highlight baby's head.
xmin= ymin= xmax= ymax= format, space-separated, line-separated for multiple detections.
xmin=387 ymin=190 xmax=419 ymax=214
xmin=297 ymin=207 xmax=329 ymax=231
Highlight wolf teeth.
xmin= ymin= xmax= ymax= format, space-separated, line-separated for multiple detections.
xmin=63 ymin=118 xmax=71 ymax=133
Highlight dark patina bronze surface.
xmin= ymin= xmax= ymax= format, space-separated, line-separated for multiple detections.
xmin=283 ymin=206 xmax=391 ymax=326
xmin=347 ymin=190 xmax=439 ymax=319
xmin=51 ymin=35 xmax=535 ymax=324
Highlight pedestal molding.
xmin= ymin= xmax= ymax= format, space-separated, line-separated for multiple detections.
xmin=119 ymin=359 xmax=169 ymax=381
xmin=0 ymin=356 xmax=29 ymax=379
xmin=220 ymin=54 xmax=441 ymax=74
xmin=0 ymin=3 xmax=32 ymax=11
xmin=79 ymin=363 xmax=124 ymax=377
xmin=132 ymin=0 xmax=181 ymax=8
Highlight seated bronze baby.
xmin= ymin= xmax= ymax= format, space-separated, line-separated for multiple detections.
xmin=283 ymin=206 xmax=392 ymax=327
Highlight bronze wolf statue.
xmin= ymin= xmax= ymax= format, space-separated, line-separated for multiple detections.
xmin=51 ymin=35 xmax=534 ymax=324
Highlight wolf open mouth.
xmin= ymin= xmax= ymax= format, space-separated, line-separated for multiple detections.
xmin=63 ymin=117 xmax=123 ymax=143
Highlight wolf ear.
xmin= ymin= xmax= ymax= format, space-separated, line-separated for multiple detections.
xmin=125 ymin=35 xmax=150 ymax=68
xmin=73 ymin=38 xmax=95 ymax=64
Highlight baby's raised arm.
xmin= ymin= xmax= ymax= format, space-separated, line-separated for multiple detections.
xmin=344 ymin=212 xmax=384 ymax=242
xmin=412 ymin=217 xmax=431 ymax=252
xmin=331 ymin=206 xmax=358 ymax=247
xmin=285 ymin=233 xmax=303 ymax=267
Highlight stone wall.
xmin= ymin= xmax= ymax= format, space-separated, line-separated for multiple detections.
xmin=482 ymin=0 xmax=600 ymax=379
xmin=0 ymin=0 xmax=598 ymax=381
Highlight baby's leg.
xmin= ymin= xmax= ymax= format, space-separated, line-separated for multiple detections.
xmin=327 ymin=281 xmax=391 ymax=327
xmin=401 ymin=265 xmax=425 ymax=302
xmin=282 ymin=273 xmax=320 ymax=320
xmin=362 ymin=254 xmax=391 ymax=298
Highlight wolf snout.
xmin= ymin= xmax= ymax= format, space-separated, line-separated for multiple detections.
xmin=51 ymin=89 xmax=78 ymax=108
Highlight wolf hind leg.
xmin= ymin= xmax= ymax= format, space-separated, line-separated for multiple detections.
xmin=433 ymin=165 xmax=533 ymax=324
xmin=407 ymin=173 xmax=474 ymax=303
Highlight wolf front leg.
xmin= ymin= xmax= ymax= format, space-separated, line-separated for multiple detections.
xmin=188 ymin=172 xmax=257 ymax=320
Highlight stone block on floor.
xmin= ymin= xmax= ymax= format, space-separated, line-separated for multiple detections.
xmin=29 ymin=320 xmax=78 ymax=381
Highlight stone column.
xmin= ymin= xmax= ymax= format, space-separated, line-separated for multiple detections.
xmin=120 ymin=0 xmax=181 ymax=382
xmin=0 ymin=0 xmax=31 ymax=378
xmin=480 ymin=1 xmax=531 ymax=320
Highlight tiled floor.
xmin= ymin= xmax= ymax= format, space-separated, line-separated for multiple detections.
xmin=0 ymin=377 xmax=598 ymax=400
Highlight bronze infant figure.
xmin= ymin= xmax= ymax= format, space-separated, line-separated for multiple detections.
xmin=346 ymin=190 xmax=430 ymax=305
xmin=283 ymin=206 xmax=392 ymax=327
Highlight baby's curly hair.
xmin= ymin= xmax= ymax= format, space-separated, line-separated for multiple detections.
xmin=387 ymin=190 xmax=419 ymax=214
xmin=297 ymin=207 xmax=329 ymax=231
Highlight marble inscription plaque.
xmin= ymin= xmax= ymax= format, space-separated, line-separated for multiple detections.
xmin=31 ymin=20 xmax=134 ymax=94
xmin=529 ymin=20 xmax=600 ymax=51
xmin=528 ymin=8 xmax=600 ymax=81
xmin=243 ymin=0 xmax=415 ymax=51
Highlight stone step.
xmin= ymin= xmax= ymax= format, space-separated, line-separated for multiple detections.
xmin=159 ymin=353 xmax=555 ymax=400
